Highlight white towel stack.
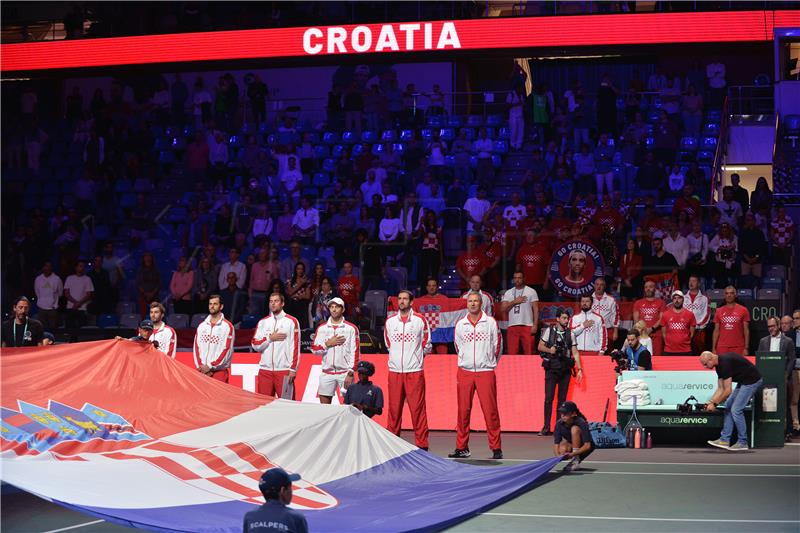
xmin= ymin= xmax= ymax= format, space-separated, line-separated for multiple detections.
xmin=615 ymin=379 xmax=651 ymax=406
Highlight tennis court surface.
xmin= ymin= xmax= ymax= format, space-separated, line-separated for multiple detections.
xmin=3 ymin=432 xmax=799 ymax=533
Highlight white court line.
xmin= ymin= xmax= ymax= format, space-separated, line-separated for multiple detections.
xmin=40 ymin=520 xmax=104 ymax=533
xmin=482 ymin=512 xmax=800 ymax=524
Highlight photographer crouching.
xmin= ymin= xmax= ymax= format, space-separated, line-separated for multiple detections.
xmin=609 ymin=329 xmax=653 ymax=373
xmin=537 ymin=308 xmax=583 ymax=436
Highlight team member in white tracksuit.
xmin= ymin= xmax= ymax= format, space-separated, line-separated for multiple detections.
xmin=570 ymin=295 xmax=607 ymax=357
xmin=149 ymin=302 xmax=177 ymax=358
xmin=251 ymin=293 xmax=301 ymax=398
xmin=384 ymin=290 xmax=432 ymax=449
xmin=685 ymin=274 xmax=710 ymax=354
xmin=311 ymin=297 xmax=360 ymax=404
xmin=461 ymin=275 xmax=493 ymax=316
xmin=591 ymin=278 xmax=619 ymax=346
xmin=193 ymin=294 xmax=235 ymax=382
xmin=449 ymin=292 xmax=503 ymax=460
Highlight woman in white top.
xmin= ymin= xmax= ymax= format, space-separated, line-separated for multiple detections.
xmin=251 ymin=205 xmax=273 ymax=241
xmin=379 ymin=206 xmax=402 ymax=242
xmin=506 ymin=85 xmax=526 ymax=150
xmin=427 ymin=131 xmax=448 ymax=181
xmin=633 ymin=320 xmax=653 ymax=355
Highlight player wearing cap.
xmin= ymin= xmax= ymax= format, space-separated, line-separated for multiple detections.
xmin=251 ymin=293 xmax=300 ymax=398
xmin=633 ymin=280 xmax=666 ymax=356
xmin=712 ymin=286 xmax=750 ymax=356
xmin=311 ymin=297 xmax=360 ymax=404
xmin=449 ymin=292 xmax=503 ymax=460
xmin=570 ymin=295 xmax=607 ymax=357
xmin=662 ymin=290 xmax=697 ymax=356
xmin=193 ymin=294 xmax=235 ymax=382
xmin=384 ymin=290 xmax=432 ymax=449
xmin=243 ymin=467 xmax=308 ymax=533
xmin=684 ymin=275 xmax=710 ymax=354
xmin=591 ymin=278 xmax=619 ymax=347
xmin=149 ymin=302 xmax=177 ymax=358
xmin=461 ymin=275 xmax=493 ymax=316
xmin=553 ymin=401 xmax=595 ymax=473
xmin=344 ymin=361 xmax=384 ymax=418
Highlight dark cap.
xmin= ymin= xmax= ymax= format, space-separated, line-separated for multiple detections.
xmin=259 ymin=467 xmax=301 ymax=493
xmin=43 ymin=332 xmax=56 ymax=342
xmin=138 ymin=319 xmax=154 ymax=330
xmin=557 ymin=401 xmax=578 ymax=414
xmin=357 ymin=360 xmax=375 ymax=376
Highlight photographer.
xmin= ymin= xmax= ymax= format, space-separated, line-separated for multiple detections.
xmin=621 ymin=329 xmax=652 ymax=370
xmin=537 ymin=309 xmax=582 ymax=436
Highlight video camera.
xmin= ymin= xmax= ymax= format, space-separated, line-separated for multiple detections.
xmin=608 ymin=349 xmax=630 ymax=374
xmin=677 ymin=395 xmax=706 ymax=414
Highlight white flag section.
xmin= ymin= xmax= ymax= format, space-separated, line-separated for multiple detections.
xmin=1 ymin=340 xmax=561 ymax=532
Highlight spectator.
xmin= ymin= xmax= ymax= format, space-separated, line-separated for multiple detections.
xmin=1 ymin=296 xmax=44 ymax=348
xmin=378 ymin=206 xmax=402 ymax=246
xmin=64 ymin=260 xmax=94 ymax=328
xmin=502 ymin=271 xmax=540 ymax=355
xmin=463 ymin=187 xmax=492 ymax=233
xmin=716 ymin=186 xmax=744 ymax=230
xmin=89 ymin=255 xmax=114 ymax=315
xmin=636 ymin=151 xmax=666 ymax=201
xmin=644 ymin=237 xmax=679 ymax=277
xmin=456 ymin=236 xmax=487 ymax=289
xmin=596 ymin=74 xmax=619 ymax=135
xmin=309 ymin=277 xmax=335 ymax=329
xmin=661 ymin=291 xmax=697 ymax=356
xmin=363 ymin=84 xmax=384 ymax=132
xmin=709 ymin=222 xmax=738 ymax=288
xmin=208 ymin=130 xmax=229 ymax=176
xmin=337 ymin=261 xmax=361 ymax=322
xmin=712 ymin=286 xmax=750 ymax=356
xmin=192 ymin=77 xmax=213 ymax=128
xmin=750 ymin=176 xmax=772 ymax=215
xmin=686 ymin=220 xmax=709 ymax=280
xmin=685 ymin=275 xmax=711 ymax=354
xmin=247 ymin=74 xmax=268 ymax=126
xmin=663 ymin=223 xmax=690 ymax=270
xmin=280 ymin=156 xmax=303 ymax=209
xmin=343 ymin=82 xmax=364 ymax=134
xmin=682 ymin=84 xmax=703 ymax=136
xmin=171 ymin=73 xmax=188 ymax=124
xmin=426 ymin=84 xmax=445 ymax=116
xmin=653 ymin=111 xmax=679 ymax=166
xmin=291 ymin=197 xmax=319 ymax=244
xmin=218 ymin=248 xmax=247 ymax=290
xmin=219 ymin=272 xmax=248 ymax=325
xmin=360 ymin=169 xmax=382 ymax=202
xmin=528 ymin=84 xmax=550 ymax=144
xmin=633 ymin=280 xmax=666 ymax=356
xmin=770 ymin=204 xmax=795 ymax=265
xmin=418 ymin=210 xmax=443 ymax=282
xmin=472 ymin=128 xmax=493 ymax=183
xmin=573 ymin=144 xmax=595 ymax=195
xmin=594 ymin=134 xmax=615 ymax=197
xmin=327 ymin=84 xmax=344 ymax=129
xmin=633 ymin=320 xmax=654 ymax=354
xmin=33 ymin=261 xmax=63 ymax=331
xmin=252 ymin=205 xmax=274 ymax=242
xmin=622 ymin=329 xmax=652 ymax=370
xmin=502 ymin=193 xmax=527 ymax=230
xmin=552 ymin=167 xmax=575 ymax=206
xmin=278 ymin=241 xmax=307 ymax=281
xmin=185 ymin=132 xmax=209 ymax=181
xmin=507 ymin=85 xmax=526 ymax=151
xmin=427 ymin=131 xmax=448 ymax=181
xmin=136 ymin=252 xmax=161 ymax=317
xmin=285 ymin=263 xmax=312 ymax=330
xmin=170 ymin=257 xmax=195 ymax=316
xmin=727 ymin=174 xmax=749 ymax=214
xmin=193 ymin=256 xmax=218 ymax=314
xmin=667 ymin=165 xmax=685 ymax=196
xmin=659 ymin=77 xmax=681 ymax=122
xmin=739 ymin=212 xmax=767 ymax=280
xmin=673 ymin=184 xmax=702 ymax=220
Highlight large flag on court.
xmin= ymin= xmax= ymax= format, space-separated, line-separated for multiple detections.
xmin=387 ymin=296 xmax=468 ymax=343
xmin=1 ymin=340 xmax=560 ymax=532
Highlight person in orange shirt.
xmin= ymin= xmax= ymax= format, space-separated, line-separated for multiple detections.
xmin=337 ymin=261 xmax=361 ymax=323
xmin=632 ymin=280 xmax=666 ymax=356
xmin=516 ymin=229 xmax=551 ymax=298
xmin=712 ymin=286 xmax=750 ymax=356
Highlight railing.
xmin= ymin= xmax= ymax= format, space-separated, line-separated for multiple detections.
xmin=709 ymin=96 xmax=730 ymax=204
xmin=727 ymin=84 xmax=775 ymax=120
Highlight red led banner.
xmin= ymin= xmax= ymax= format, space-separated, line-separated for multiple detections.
xmin=2 ymin=10 xmax=799 ymax=72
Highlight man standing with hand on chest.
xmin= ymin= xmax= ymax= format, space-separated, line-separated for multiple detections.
xmin=501 ymin=271 xmax=539 ymax=355
xmin=251 ymin=293 xmax=301 ymax=398
xmin=311 ymin=298 xmax=360 ymax=404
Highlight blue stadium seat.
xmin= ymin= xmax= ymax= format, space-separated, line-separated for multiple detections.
xmin=313 ymin=145 xmax=330 ymax=159
xmin=322 ymin=158 xmax=336 ymax=172
xmin=240 ymin=315 xmax=260 ymax=329
xmin=463 ymin=128 xmax=475 ymax=141
xmin=361 ymin=130 xmax=377 ymax=143
xmin=392 ymin=143 xmax=405 ymax=154
xmin=467 ymin=115 xmax=483 ymax=127
xmin=469 ymin=156 xmax=479 ymax=169
xmin=371 ymin=143 xmax=385 ymax=156
xmin=701 ymin=137 xmax=717 ymax=150
xmin=322 ymin=131 xmax=339 ymax=144
xmin=646 ymin=110 xmax=661 ymax=123
xmin=420 ymin=128 xmax=433 ymax=141
xmin=492 ymin=140 xmax=509 ymax=154
xmin=96 ymin=314 xmax=119 ymax=329
xmin=331 ymin=145 xmax=345 ymax=158
xmin=706 ymin=110 xmax=722 ymax=124
xmin=341 ymin=131 xmax=357 ymax=144
xmin=439 ymin=128 xmax=455 ymax=142
xmin=158 ymin=151 xmax=175 ymax=165
xmin=447 ymin=116 xmax=462 ymax=128
xmin=426 ymin=115 xmax=444 ymax=127
xmin=702 ymin=123 xmax=720 ymax=136
xmin=381 ymin=130 xmax=396 ymax=142
xmin=492 ymin=155 xmax=503 ymax=168
xmin=736 ymin=289 xmax=753 ymax=300
xmin=400 ymin=129 xmax=415 ymax=142
xmin=696 ymin=150 xmax=713 ymax=164
xmin=486 ymin=114 xmax=503 ymax=127
xmin=497 ymin=127 xmax=510 ymax=140
xmin=761 ymin=277 xmax=784 ymax=290
xmin=313 ymin=173 xmax=330 ymax=187
xmin=680 ymin=136 xmax=698 ymax=151
xmin=351 ymin=144 xmax=364 ymax=157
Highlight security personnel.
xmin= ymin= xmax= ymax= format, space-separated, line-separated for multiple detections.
xmin=344 ymin=361 xmax=384 ymax=418
xmin=537 ymin=308 xmax=582 ymax=436
xmin=243 ymin=467 xmax=308 ymax=533
xmin=117 ymin=320 xmax=158 ymax=345
xmin=553 ymin=401 xmax=595 ymax=473
xmin=1 ymin=296 xmax=44 ymax=347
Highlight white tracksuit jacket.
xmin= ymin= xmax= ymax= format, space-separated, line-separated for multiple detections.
xmin=250 ymin=311 xmax=301 ymax=372
xmin=685 ymin=290 xmax=710 ymax=330
xmin=591 ymin=292 xmax=620 ymax=329
xmin=384 ymin=310 xmax=432 ymax=373
xmin=193 ymin=314 xmax=235 ymax=370
xmin=311 ymin=319 xmax=360 ymax=374
xmin=461 ymin=290 xmax=494 ymax=316
xmin=570 ymin=310 xmax=607 ymax=353
xmin=152 ymin=323 xmax=177 ymax=358
xmin=454 ymin=312 xmax=502 ymax=372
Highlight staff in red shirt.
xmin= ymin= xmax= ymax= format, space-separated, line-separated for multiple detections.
xmin=456 ymin=236 xmax=487 ymax=290
xmin=632 ymin=281 xmax=666 ymax=356
xmin=712 ymin=286 xmax=750 ymax=356
xmin=337 ymin=261 xmax=361 ymax=322
xmin=661 ymin=291 xmax=697 ymax=356
xmin=424 ymin=277 xmax=451 ymax=354
xmin=516 ymin=229 xmax=551 ymax=296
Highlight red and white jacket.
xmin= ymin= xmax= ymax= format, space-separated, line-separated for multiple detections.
xmin=570 ymin=310 xmax=607 ymax=354
xmin=591 ymin=292 xmax=620 ymax=329
xmin=384 ymin=309 xmax=432 ymax=373
xmin=684 ymin=290 xmax=710 ymax=330
xmin=193 ymin=314 xmax=235 ymax=371
xmin=311 ymin=319 xmax=360 ymax=375
xmin=454 ymin=312 xmax=502 ymax=372
xmin=461 ymin=290 xmax=494 ymax=316
xmin=152 ymin=322 xmax=177 ymax=358
xmin=251 ymin=311 xmax=300 ymax=372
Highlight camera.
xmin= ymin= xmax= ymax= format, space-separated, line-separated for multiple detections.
xmin=609 ymin=349 xmax=630 ymax=374
xmin=677 ymin=396 xmax=706 ymax=414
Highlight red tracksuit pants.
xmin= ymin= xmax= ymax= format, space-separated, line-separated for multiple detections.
xmin=257 ymin=369 xmax=292 ymax=399
xmin=506 ymin=325 xmax=534 ymax=355
xmin=456 ymin=368 xmax=501 ymax=450
xmin=210 ymin=369 xmax=229 ymax=383
xmin=387 ymin=371 xmax=429 ymax=448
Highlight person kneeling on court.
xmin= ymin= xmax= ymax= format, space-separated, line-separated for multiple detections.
xmin=344 ymin=361 xmax=384 ymax=418
xmin=243 ymin=467 xmax=308 ymax=533
xmin=553 ymin=401 xmax=595 ymax=473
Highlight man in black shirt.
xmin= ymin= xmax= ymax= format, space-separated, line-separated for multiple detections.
xmin=700 ymin=351 xmax=763 ymax=451
xmin=1 ymin=297 xmax=44 ymax=347
xmin=552 ymin=401 xmax=595 ymax=473
xmin=644 ymin=237 xmax=678 ymax=276
xmin=344 ymin=361 xmax=384 ymax=419
xmin=243 ymin=467 xmax=308 ymax=533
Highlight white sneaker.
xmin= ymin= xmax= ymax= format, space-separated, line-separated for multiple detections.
xmin=563 ymin=457 xmax=581 ymax=472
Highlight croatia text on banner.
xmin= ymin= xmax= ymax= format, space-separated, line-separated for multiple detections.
xmin=1 ymin=340 xmax=561 ymax=532
xmin=645 ymin=272 xmax=681 ymax=302
xmin=387 ymin=296 xmax=468 ymax=343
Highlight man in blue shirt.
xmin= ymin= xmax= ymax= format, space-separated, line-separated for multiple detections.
xmin=243 ymin=467 xmax=308 ymax=533
xmin=344 ymin=361 xmax=384 ymax=418
xmin=623 ymin=329 xmax=652 ymax=370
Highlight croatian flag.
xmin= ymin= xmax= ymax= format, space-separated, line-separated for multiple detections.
xmin=388 ymin=296 xmax=468 ymax=344
xmin=1 ymin=340 xmax=560 ymax=532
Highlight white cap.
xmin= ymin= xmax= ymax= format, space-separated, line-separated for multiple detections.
xmin=671 ymin=290 xmax=685 ymax=298
xmin=327 ymin=297 xmax=345 ymax=309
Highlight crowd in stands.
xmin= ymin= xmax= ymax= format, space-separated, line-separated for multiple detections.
xmin=2 ymin=60 xmax=796 ymax=341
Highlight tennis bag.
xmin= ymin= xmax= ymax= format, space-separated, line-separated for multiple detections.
xmin=588 ymin=398 xmax=627 ymax=448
